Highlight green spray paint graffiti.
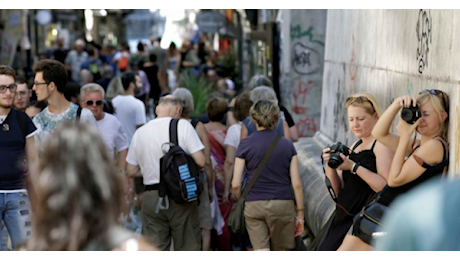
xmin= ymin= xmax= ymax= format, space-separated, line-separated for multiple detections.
xmin=290 ymin=25 xmax=325 ymax=46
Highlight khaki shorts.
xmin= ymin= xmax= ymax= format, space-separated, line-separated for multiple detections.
xmin=244 ymin=200 xmax=295 ymax=250
xmin=142 ymin=190 xmax=201 ymax=251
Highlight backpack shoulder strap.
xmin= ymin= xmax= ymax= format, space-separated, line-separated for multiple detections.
xmin=16 ymin=109 xmax=29 ymax=140
xmin=76 ymin=106 xmax=82 ymax=123
xmin=169 ymin=118 xmax=179 ymax=146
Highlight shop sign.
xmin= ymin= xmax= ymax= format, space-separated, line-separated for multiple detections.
xmin=196 ymin=11 xmax=226 ymax=34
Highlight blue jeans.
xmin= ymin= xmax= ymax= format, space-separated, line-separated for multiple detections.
xmin=0 ymin=192 xmax=32 ymax=250
xmin=1 ymin=223 xmax=9 ymax=251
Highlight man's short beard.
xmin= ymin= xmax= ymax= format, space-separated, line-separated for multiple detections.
xmin=0 ymin=103 xmax=12 ymax=109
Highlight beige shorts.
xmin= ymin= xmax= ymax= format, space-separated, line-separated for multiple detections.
xmin=244 ymin=199 xmax=296 ymax=250
xmin=142 ymin=190 xmax=201 ymax=251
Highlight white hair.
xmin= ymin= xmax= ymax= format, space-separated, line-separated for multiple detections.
xmin=250 ymin=86 xmax=278 ymax=104
xmin=80 ymin=83 xmax=105 ymax=99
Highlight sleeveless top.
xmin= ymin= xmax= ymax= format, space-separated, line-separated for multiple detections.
xmin=378 ymin=138 xmax=448 ymax=207
xmin=334 ymin=140 xmax=378 ymax=224
xmin=315 ymin=140 xmax=378 ymax=251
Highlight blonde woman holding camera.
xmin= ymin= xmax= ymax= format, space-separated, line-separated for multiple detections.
xmin=312 ymin=93 xmax=394 ymax=251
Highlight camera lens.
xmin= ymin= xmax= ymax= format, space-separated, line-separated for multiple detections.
xmin=328 ymin=154 xmax=343 ymax=169
xmin=401 ymin=106 xmax=420 ymax=124
xmin=401 ymin=108 xmax=413 ymax=122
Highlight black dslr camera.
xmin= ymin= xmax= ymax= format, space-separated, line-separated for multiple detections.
xmin=401 ymin=104 xmax=420 ymax=124
xmin=327 ymin=142 xmax=350 ymax=169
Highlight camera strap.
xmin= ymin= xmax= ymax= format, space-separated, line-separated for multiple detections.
xmin=322 ymin=140 xmax=363 ymax=217
xmin=321 ymin=154 xmax=338 ymax=202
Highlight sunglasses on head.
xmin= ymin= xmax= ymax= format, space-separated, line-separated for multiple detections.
xmin=86 ymin=100 xmax=103 ymax=106
xmin=346 ymin=96 xmax=375 ymax=111
xmin=419 ymin=89 xmax=449 ymax=111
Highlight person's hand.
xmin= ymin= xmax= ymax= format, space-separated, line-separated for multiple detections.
xmin=294 ymin=213 xmax=305 ymax=237
xmin=397 ymin=117 xmax=421 ymax=139
xmin=208 ymin=186 xmax=214 ymax=203
xmin=393 ymin=95 xmax=418 ymax=109
xmin=337 ymin=154 xmax=355 ymax=172
xmin=322 ymin=147 xmax=331 ymax=164
xmin=223 ymin=189 xmax=230 ymax=205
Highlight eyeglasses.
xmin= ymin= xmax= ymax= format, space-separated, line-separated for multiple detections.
xmin=346 ymin=96 xmax=376 ymax=111
xmin=419 ymin=89 xmax=449 ymax=112
xmin=86 ymin=100 xmax=103 ymax=106
xmin=0 ymin=84 xmax=17 ymax=93
xmin=16 ymin=90 xmax=29 ymax=97
xmin=33 ymin=82 xmax=48 ymax=86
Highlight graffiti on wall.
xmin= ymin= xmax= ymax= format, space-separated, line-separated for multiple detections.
xmin=291 ymin=78 xmax=318 ymax=136
xmin=333 ymin=80 xmax=349 ymax=144
xmin=349 ymin=36 xmax=357 ymax=94
xmin=416 ymin=9 xmax=432 ymax=74
xmin=292 ymin=43 xmax=323 ymax=75
xmin=289 ymin=23 xmax=325 ymax=137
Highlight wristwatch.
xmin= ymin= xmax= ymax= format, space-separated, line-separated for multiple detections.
xmin=351 ymin=162 xmax=360 ymax=175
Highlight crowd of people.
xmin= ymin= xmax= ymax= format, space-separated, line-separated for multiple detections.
xmin=0 ymin=34 xmax=453 ymax=251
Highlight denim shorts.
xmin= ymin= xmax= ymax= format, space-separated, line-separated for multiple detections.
xmin=0 ymin=192 xmax=32 ymax=250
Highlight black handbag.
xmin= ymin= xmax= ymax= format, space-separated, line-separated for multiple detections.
xmin=352 ymin=190 xmax=388 ymax=245
xmin=227 ymin=134 xmax=281 ymax=235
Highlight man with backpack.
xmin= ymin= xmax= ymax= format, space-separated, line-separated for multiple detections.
xmin=126 ymin=95 xmax=205 ymax=251
xmin=0 ymin=66 xmax=39 ymax=250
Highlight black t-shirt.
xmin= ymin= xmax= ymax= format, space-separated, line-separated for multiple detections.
xmin=0 ymin=109 xmax=37 ymax=190
xmin=142 ymin=64 xmax=161 ymax=101
xmin=280 ymin=105 xmax=295 ymax=128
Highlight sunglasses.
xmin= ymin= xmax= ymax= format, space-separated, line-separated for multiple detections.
xmin=419 ymin=89 xmax=449 ymax=112
xmin=0 ymin=84 xmax=17 ymax=93
xmin=86 ymin=100 xmax=103 ymax=106
xmin=346 ymin=96 xmax=376 ymax=111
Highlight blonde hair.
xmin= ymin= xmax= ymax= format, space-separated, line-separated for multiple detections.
xmin=250 ymin=100 xmax=280 ymax=130
xmin=345 ymin=92 xmax=383 ymax=118
xmin=417 ymin=91 xmax=449 ymax=140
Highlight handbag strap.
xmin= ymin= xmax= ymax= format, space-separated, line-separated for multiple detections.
xmin=241 ymin=134 xmax=281 ymax=199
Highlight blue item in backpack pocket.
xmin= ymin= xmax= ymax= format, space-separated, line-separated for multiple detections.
xmin=179 ymin=164 xmax=191 ymax=180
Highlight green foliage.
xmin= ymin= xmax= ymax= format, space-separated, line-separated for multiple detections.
xmin=179 ymin=72 xmax=214 ymax=118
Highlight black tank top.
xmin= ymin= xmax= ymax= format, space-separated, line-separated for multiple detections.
xmin=334 ymin=140 xmax=378 ymax=224
xmin=378 ymin=138 xmax=448 ymax=206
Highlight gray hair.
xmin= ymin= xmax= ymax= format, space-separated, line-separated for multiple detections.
xmin=80 ymin=83 xmax=105 ymax=100
xmin=172 ymin=88 xmax=194 ymax=118
xmin=248 ymin=75 xmax=273 ymax=90
xmin=250 ymin=86 xmax=278 ymax=104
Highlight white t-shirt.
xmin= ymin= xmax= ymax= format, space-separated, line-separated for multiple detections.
xmin=224 ymin=123 xmax=242 ymax=149
xmin=33 ymin=103 xmax=97 ymax=149
xmin=112 ymin=95 xmax=146 ymax=145
xmin=126 ymin=117 xmax=204 ymax=185
xmin=0 ymin=115 xmax=6 ymax=124
xmin=97 ymin=112 xmax=129 ymax=159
